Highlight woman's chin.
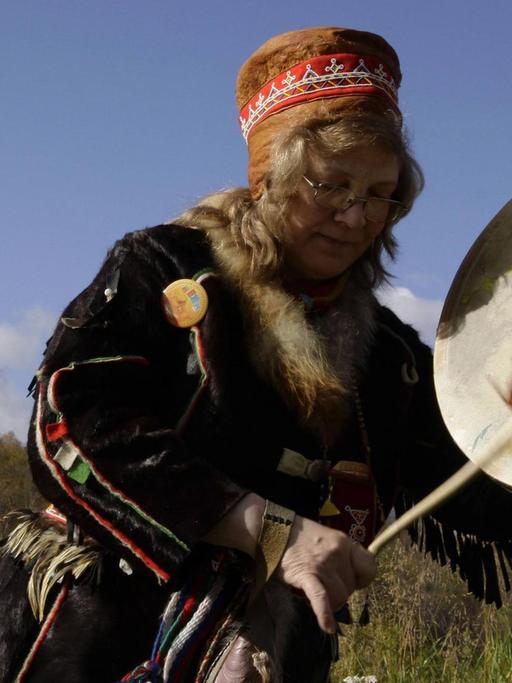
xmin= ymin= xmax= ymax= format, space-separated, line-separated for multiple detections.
xmin=295 ymin=257 xmax=353 ymax=281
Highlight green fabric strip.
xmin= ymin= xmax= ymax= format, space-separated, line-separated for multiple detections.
xmin=46 ymin=357 xmax=191 ymax=553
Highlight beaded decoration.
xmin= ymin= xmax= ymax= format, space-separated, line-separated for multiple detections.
xmin=239 ymin=53 xmax=399 ymax=141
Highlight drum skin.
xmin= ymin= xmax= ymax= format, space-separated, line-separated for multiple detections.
xmin=434 ymin=199 xmax=512 ymax=488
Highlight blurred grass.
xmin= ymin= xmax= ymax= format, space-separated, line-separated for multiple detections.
xmin=0 ymin=432 xmax=45 ymax=535
xmin=332 ymin=535 xmax=512 ymax=682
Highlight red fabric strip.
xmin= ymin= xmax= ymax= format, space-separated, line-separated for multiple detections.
xmin=36 ymin=391 xmax=171 ymax=582
xmin=239 ymin=52 xmax=399 ymax=140
xmin=45 ymin=420 xmax=69 ymax=442
xmin=16 ymin=583 xmax=70 ymax=682
xmin=47 ymin=363 xmax=190 ymax=553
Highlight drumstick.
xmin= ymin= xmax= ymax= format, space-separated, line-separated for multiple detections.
xmin=368 ymin=418 xmax=512 ymax=556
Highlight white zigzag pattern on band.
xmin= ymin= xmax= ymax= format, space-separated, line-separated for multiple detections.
xmin=240 ymin=58 xmax=397 ymax=141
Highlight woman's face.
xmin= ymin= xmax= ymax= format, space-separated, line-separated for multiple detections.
xmin=281 ymin=144 xmax=401 ymax=281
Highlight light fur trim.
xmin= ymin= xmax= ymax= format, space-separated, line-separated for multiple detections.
xmin=203 ymin=225 xmax=377 ymax=444
xmin=251 ymin=650 xmax=272 ymax=682
xmin=2 ymin=511 xmax=101 ymax=622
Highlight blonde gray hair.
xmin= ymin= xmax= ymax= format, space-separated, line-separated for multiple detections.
xmin=176 ymin=112 xmax=424 ymax=287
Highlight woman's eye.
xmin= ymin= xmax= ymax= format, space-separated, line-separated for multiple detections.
xmin=322 ymin=185 xmax=348 ymax=196
xmin=370 ymin=186 xmax=398 ymax=200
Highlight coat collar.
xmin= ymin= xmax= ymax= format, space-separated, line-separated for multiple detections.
xmin=199 ymin=224 xmax=378 ymax=445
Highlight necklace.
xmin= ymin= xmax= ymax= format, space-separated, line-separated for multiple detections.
xmin=353 ymin=384 xmax=386 ymax=528
xmin=318 ymin=382 xmax=386 ymax=540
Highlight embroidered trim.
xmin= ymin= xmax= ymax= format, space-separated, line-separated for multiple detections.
xmin=46 ymin=355 xmax=150 ymax=416
xmin=45 ymin=359 xmax=191 ymax=554
xmin=43 ymin=504 xmax=67 ymax=525
xmin=166 ymin=270 xmax=212 ymax=432
xmin=193 ymin=268 xmax=217 ymax=284
xmin=66 ymin=435 xmax=189 ymax=550
xmin=15 ymin=583 xmax=70 ymax=683
xmin=239 ymin=53 xmax=399 ymax=141
xmin=35 ymin=389 xmax=172 ymax=582
xmin=176 ymin=326 xmax=210 ymax=434
xmin=344 ymin=505 xmax=370 ymax=543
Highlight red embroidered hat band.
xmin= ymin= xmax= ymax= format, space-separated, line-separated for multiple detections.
xmin=235 ymin=26 xmax=403 ymax=198
xmin=239 ymin=52 xmax=399 ymax=143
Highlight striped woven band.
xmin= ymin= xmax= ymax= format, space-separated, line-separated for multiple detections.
xmin=239 ymin=52 xmax=399 ymax=142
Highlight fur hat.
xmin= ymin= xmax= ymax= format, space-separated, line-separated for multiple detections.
xmin=236 ymin=26 xmax=402 ymax=198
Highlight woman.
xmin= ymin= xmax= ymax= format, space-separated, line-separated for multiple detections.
xmin=2 ymin=26 xmax=512 ymax=683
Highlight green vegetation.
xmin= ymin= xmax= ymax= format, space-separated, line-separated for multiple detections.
xmin=0 ymin=432 xmax=45 ymax=534
xmin=333 ymin=537 xmax=512 ymax=682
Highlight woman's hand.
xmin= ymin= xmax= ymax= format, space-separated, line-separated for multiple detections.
xmin=204 ymin=494 xmax=377 ymax=634
xmin=276 ymin=515 xmax=377 ymax=634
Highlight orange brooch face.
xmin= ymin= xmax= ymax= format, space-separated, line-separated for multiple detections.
xmin=162 ymin=279 xmax=209 ymax=328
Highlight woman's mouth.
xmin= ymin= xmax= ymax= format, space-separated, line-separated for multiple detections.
xmin=317 ymin=233 xmax=357 ymax=247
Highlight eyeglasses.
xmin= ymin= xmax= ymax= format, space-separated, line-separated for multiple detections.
xmin=302 ymin=176 xmax=408 ymax=223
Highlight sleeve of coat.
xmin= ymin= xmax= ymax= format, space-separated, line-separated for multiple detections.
xmin=27 ymin=227 xmax=248 ymax=583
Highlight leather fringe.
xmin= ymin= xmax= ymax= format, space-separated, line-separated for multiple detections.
xmin=1 ymin=510 xmax=102 ymax=621
xmin=396 ymin=494 xmax=511 ymax=608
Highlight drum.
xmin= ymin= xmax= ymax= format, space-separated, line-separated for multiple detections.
xmin=434 ymin=199 xmax=512 ymax=487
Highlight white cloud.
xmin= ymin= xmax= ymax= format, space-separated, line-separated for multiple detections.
xmin=377 ymin=286 xmax=443 ymax=347
xmin=0 ymin=308 xmax=55 ymax=441
xmin=0 ymin=307 xmax=55 ymax=368
xmin=0 ymin=373 xmax=33 ymax=442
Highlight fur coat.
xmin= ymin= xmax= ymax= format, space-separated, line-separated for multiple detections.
xmin=2 ymin=223 xmax=512 ymax=682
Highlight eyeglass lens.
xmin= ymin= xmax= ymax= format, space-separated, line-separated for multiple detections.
xmin=315 ymin=187 xmax=397 ymax=222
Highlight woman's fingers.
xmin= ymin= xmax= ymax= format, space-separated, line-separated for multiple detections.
xmin=350 ymin=541 xmax=377 ymax=588
xmin=300 ymin=573 xmax=337 ymax=634
xmin=321 ymin=572 xmax=350 ymax=612
xmin=275 ymin=515 xmax=378 ymax=633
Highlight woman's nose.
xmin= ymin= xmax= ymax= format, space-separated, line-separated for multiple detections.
xmin=333 ymin=200 xmax=366 ymax=229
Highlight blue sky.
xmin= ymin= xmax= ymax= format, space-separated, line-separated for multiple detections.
xmin=1 ymin=0 xmax=512 ymax=438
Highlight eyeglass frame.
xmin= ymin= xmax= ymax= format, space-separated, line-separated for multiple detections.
xmin=302 ymin=175 xmax=408 ymax=223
